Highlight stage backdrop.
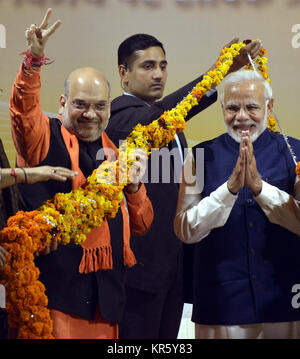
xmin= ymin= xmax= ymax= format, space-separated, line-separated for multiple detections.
xmin=0 ymin=0 xmax=300 ymax=165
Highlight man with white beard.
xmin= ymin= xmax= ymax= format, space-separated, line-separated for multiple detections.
xmin=174 ymin=69 xmax=300 ymax=339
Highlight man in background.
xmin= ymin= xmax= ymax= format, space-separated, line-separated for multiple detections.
xmin=106 ymin=33 xmax=262 ymax=338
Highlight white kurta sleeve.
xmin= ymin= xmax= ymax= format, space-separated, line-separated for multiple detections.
xmin=174 ymin=150 xmax=238 ymax=244
xmin=254 ymin=179 xmax=300 ymax=235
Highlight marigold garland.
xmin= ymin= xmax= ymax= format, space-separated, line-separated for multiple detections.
xmin=245 ymin=46 xmax=300 ymax=176
xmin=244 ymin=47 xmax=278 ymax=133
xmin=296 ymin=162 xmax=300 ymax=179
xmin=1 ymin=41 xmax=299 ymax=339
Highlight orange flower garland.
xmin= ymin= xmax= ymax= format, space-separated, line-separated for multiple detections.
xmin=244 ymin=47 xmax=279 ymax=133
xmin=245 ymin=46 xmax=300 ymax=179
xmin=0 ymin=212 xmax=54 ymax=338
xmin=2 ymin=40 xmax=298 ymax=339
xmin=296 ymin=162 xmax=300 ymax=180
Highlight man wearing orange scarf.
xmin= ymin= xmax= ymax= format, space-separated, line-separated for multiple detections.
xmin=9 ymin=9 xmax=153 ymax=339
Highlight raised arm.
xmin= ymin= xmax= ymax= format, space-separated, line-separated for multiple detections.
xmin=9 ymin=8 xmax=61 ymax=167
xmin=107 ymin=38 xmax=262 ymax=144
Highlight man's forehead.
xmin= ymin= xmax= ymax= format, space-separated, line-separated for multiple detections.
xmin=69 ymin=75 xmax=109 ymax=98
xmin=71 ymin=76 xmax=105 ymax=87
xmin=224 ymin=80 xmax=265 ymax=102
xmin=69 ymin=68 xmax=107 ymax=86
xmin=134 ymin=46 xmax=166 ymax=62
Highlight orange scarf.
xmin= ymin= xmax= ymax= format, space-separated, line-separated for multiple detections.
xmin=60 ymin=124 xmax=136 ymax=273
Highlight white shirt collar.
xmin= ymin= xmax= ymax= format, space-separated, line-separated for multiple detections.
xmin=123 ymin=92 xmax=151 ymax=107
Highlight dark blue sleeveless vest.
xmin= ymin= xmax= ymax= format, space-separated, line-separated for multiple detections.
xmin=18 ymin=118 xmax=126 ymax=323
xmin=192 ymin=129 xmax=300 ymax=325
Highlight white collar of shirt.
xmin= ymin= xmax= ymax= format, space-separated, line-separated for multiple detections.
xmin=123 ymin=92 xmax=150 ymax=107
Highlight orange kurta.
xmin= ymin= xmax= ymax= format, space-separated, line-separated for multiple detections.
xmin=10 ymin=64 xmax=154 ymax=339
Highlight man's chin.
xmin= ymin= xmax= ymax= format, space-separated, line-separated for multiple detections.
xmin=149 ymin=89 xmax=164 ymax=101
xmin=228 ymin=129 xmax=262 ymax=143
xmin=75 ymin=129 xmax=102 ymax=142
xmin=156 ymin=89 xmax=164 ymax=99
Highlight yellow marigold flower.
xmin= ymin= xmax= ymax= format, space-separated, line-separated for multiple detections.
xmin=296 ymin=162 xmax=300 ymax=180
xmin=3 ymin=39 xmax=271 ymax=339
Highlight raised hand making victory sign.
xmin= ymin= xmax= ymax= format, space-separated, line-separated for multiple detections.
xmin=25 ymin=8 xmax=61 ymax=58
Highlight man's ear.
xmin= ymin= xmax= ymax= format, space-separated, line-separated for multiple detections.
xmin=267 ymin=98 xmax=274 ymax=117
xmin=59 ymin=95 xmax=67 ymax=115
xmin=119 ymin=65 xmax=129 ymax=85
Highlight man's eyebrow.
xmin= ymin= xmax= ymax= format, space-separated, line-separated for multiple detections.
xmin=95 ymin=99 xmax=109 ymax=103
xmin=225 ymin=101 xmax=260 ymax=106
xmin=246 ymin=101 xmax=260 ymax=106
xmin=73 ymin=99 xmax=107 ymax=104
xmin=140 ymin=60 xmax=168 ymax=65
xmin=225 ymin=101 xmax=239 ymax=106
xmin=140 ymin=60 xmax=155 ymax=65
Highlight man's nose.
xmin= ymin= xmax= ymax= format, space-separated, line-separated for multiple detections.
xmin=84 ymin=104 xmax=97 ymax=118
xmin=236 ymin=107 xmax=248 ymax=120
xmin=152 ymin=66 xmax=163 ymax=80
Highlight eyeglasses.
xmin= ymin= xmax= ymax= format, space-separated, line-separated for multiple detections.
xmin=224 ymin=103 xmax=263 ymax=116
xmin=70 ymin=99 xmax=110 ymax=113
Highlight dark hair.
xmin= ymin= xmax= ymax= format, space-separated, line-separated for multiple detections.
xmin=118 ymin=34 xmax=166 ymax=68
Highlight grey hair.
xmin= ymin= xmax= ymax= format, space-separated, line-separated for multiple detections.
xmin=220 ymin=69 xmax=273 ymax=104
xmin=64 ymin=78 xmax=70 ymax=98
xmin=63 ymin=79 xmax=111 ymax=98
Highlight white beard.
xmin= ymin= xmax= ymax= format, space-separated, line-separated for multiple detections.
xmin=225 ymin=110 xmax=268 ymax=143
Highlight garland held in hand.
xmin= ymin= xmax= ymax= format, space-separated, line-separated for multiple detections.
xmin=1 ymin=41 xmax=298 ymax=339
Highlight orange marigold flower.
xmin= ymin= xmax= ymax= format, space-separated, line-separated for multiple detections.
xmin=0 ymin=39 xmax=261 ymax=339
